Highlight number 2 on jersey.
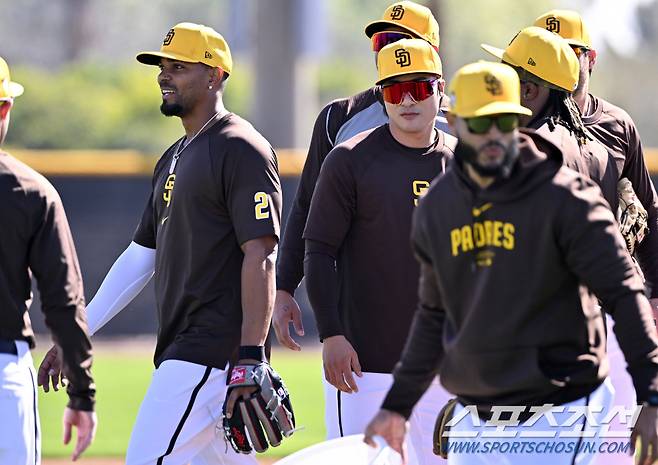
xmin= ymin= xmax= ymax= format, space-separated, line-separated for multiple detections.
xmin=254 ymin=192 xmax=270 ymax=219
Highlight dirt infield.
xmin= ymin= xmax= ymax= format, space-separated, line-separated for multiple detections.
xmin=43 ymin=457 xmax=277 ymax=465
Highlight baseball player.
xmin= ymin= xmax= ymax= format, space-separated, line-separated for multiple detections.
xmin=304 ymin=39 xmax=453 ymax=465
xmin=0 ymin=57 xmax=97 ymax=464
xmin=482 ymin=27 xmax=619 ymax=212
xmin=273 ymin=0 xmax=450 ymax=351
xmin=533 ymin=11 xmax=658 ymax=465
xmin=533 ymin=10 xmax=658 ymax=301
xmin=365 ymin=60 xmax=658 ymax=465
xmin=38 ymin=23 xmax=290 ymax=464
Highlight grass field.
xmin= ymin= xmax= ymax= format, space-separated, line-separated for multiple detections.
xmin=37 ymin=343 xmax=325 ymax=460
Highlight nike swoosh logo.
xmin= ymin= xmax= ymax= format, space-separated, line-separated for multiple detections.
xmin=161 ymin=216 xmax=169 ymax=225
xmin=472 ymin=203 xmax=493 ymax=217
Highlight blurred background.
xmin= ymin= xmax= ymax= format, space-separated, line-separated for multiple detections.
xmin=1 ymin=0 xmax=656 ymax=461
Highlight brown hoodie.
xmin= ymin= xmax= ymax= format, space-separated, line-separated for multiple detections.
xmin=381 ymin=129 xmax=658 ymax=418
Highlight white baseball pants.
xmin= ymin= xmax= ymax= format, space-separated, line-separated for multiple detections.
xmin=0 ymin=340 xmax=39 ymax=465
xmin=125 ymin=359 xmax=257 ymax=465
xmin=323 ymin=371 xmax=451 ymax=465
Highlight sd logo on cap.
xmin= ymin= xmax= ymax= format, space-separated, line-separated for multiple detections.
xmin=365 ymin=1 xmax=440 ymax=50
xmin=533 ymin=9 xmax=592 ymax=49
xmin=137 ymin=22 xmax=233 ymax=74
xmin=481 ymin=26 xmax=579 ymax=92
xmin=377 ymin=39 xmax=442 ymax=84
xmin=449 ymin=61 xmax=532 ymax=118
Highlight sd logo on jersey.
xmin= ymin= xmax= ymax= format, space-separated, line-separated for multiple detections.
xmin=163 ymin=174 xmax=176 ymax=207
xmin=413 ymin=180 xmax=430 ymax=206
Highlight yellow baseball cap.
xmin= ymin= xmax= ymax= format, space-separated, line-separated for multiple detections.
xmin=481 ymin=26 xmax=579 ymax=92
xmin=0 ymin=57 xmax=24 ymax=101
xmin=365 ymin=1 xmax=440 ymax=49
xmin=449 ymin=61 xmax=532 ymax=118
xmin=376 ymin=38 xmax=442 ymax=85
xmin=137 ymin=22 xmax=232 ymax=74
xmin=534 ymin=10 xmax=592 ymax=49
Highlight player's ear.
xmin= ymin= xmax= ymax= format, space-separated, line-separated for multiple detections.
xmin=520 ymin=81 xmax=538 ymax=102
xmin=208 ymin=67 xmax=224 ymax=90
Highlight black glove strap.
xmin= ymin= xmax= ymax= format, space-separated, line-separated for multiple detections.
xmin=239 ymin=345 xmax=266 ymax=362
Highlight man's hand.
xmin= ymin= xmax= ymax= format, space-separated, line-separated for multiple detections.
xmin=272 ymin=290 xmax=305 ymax=351
xmin=631 ymin=405 xmax=658 ymax=465
xmin=322 ymin=335 xmax=362 ymax=393
xmin=37 ymin=345 xmax=64 ymax=392
xmin=62 ymin=407 xmax=97 ymax=461
xmin=364 ymin=409 xmax=408 ymax=464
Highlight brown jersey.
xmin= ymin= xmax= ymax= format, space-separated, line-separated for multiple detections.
xmin=277 ymin=87 xmax=453 ymax=294
xmin=582 ymin=94 xmax=658 ymax=297
xmin=133 ymin=113 xmax=282 ymax=369
xmin=303 ymin=124 xmax=454 ymax=373
xmin=0 ymin=152 xmax=94 ymax=411
xmin=380 ymin=130 xmax=658 ymax=418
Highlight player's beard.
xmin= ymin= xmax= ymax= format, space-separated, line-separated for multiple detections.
xmin=455 ymin=138 xmax=519 ymax=179
xmin=160 ymin=101 xmax=185 ymax=117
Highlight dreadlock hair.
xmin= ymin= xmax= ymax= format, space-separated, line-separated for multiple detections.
xmin=511 ymin=64 xmax=592 ymax=146
xmin=544 ymin=89 xmax=592 ymax=146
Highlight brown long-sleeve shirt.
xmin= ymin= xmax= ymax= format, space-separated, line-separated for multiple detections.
xmin=582 ymin=94 xmax=658 ymax=298
xmin=303 ymin=124 xmax=454 ymax=373
xmin=277 ymin=87 xmax=452 ymax=294
xmin=0 ymin=152 xmax=94 ymax=411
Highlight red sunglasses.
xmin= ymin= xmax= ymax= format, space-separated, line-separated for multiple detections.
xmin=381 ymin=78 xmax=439 ymax=104
xmin=372 ymin=31 xmax=412 ymax=52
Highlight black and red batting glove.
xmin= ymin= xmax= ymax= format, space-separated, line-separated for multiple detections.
xmin=222 ymin=362 xmax=296 ymax=454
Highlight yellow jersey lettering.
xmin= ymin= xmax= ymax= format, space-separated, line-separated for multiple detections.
xmin=503 ymin=223 xmax=515 ymax=250
xmin=449 ymin=220 xmax=517 ymax=263
xmin=450 ymin=228 xmax=461 ymax=256
xmin=412 ymin=180 xmax=431 ymax=206
xmin=254 ymin=192 xmax=270 ymax=220
xmin=484 ymin=220 xmax=493 ymax=245
xmin=492 ymin=221 xmax=503 ymax=247
xmin=473 ymin=222 xmax=486 ymax=248
xmin=461 ymin=225 xmax=474 ymax=253
xmin=163 ymin=174 xmax=176 ymax=207
xmin=476 ymin=250 xmax=495 ymax=267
